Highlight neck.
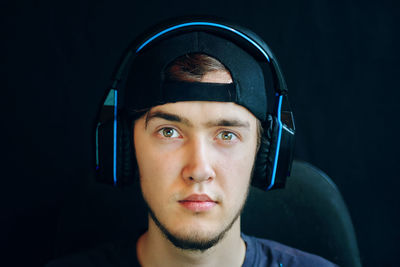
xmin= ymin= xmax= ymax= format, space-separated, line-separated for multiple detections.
xmin=137 ymin=215 xmax=246 ymax=267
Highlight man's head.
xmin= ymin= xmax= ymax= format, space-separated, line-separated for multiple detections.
xmin=95 ymin=20 xmax=295 ymax=253
xmin=132 ymin=54 xmax=259 ymax=251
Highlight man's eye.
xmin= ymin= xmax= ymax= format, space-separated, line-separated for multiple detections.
xmin=159 ymin=127 xmax=180 ymax=138
xmin=217 ymin=131 xmax=237 ymax=141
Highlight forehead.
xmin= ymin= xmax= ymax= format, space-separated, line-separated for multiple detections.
xmin=147 ymin=101 xmax=257 ymax=126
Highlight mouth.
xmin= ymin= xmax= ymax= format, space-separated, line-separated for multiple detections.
xmin=178 ymin=194 xmax=217 ymax=212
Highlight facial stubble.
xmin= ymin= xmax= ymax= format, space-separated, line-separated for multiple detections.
xmin=141 ymin=181 xmax=251 ymax=253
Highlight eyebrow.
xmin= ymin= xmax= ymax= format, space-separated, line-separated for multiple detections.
xmin=145 ymin=111 xmax=193 ymax=128
xmin=204 ymin=119 xmax=250 ymax=129
xmin=145 ymin=110 xmax=250 ymax=130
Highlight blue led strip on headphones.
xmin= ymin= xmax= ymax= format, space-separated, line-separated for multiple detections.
xmin=113 ymin=89 xmax=118 ymax=186
xmin=267 ymin=94 xmax=283 ymax=190
xmin=112 ymin=21 xmax=283 ymax=189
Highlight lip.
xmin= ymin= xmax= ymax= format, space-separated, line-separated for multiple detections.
xmin=179 ymin=194 xmax=217 ymax=212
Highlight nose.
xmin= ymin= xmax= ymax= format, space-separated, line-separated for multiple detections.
xmin=182 ymin=138 xmax=216 ymax=184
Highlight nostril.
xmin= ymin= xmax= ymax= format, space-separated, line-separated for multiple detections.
xmin=186 ymin=175 xmax=213 ymax=183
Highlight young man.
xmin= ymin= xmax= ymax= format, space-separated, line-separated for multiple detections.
xmin=47 ymin=21 xmax=338 ymax=266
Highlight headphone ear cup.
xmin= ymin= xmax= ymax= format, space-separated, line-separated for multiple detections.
xmin=252 ymin=114 xmax=279 ymax=190
xmin=118 ymin=115 xmax=136 ymax=185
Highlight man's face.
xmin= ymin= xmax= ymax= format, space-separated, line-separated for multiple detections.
xmin=134 ymin=101 xmax=258 ymax=250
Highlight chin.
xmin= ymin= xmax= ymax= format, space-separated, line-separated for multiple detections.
xmin=165 ymin=226 xmax=225 ymax=252
xmin=150 ymin=208 xmax=231 ymax=252
xmin=172 ymin=223 xmax=217 ymax=239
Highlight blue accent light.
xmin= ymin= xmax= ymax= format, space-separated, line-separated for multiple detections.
xmin=267 ymin=95 xmax=283 ymax=190
xmin=113 ymin=89 xmax=118 ymax=186
xmin=136 ymin=22 xmax=270 ymax=62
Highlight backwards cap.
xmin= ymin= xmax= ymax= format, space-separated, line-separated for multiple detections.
xmin=123 ymin=31 xmax=269 ymax=121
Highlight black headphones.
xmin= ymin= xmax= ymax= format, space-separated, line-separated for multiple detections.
xmin=95 ymin=18 xmax=295 ymax=191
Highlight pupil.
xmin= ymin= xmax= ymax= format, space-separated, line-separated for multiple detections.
xmin=163 ymin=128 xmax=173 ymax=137
xmin=223 ymin=132 xmax=232 ymax=140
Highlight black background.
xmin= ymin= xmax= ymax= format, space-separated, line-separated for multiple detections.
xmin=2 ymin=0 xmax=399 ymax=266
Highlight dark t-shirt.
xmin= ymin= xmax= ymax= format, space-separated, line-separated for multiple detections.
xmin=46 ymin=233 xmax=338 ymax=267
xmin=241 ymin=233 xmax=338 ymax=267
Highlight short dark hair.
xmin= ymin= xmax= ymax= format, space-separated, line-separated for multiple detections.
xmin=164 ymin=53 xmax=229 ymax=82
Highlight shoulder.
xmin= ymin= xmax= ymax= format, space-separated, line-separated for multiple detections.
xmin=242 ymin=233 xmax=339 ymax=267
